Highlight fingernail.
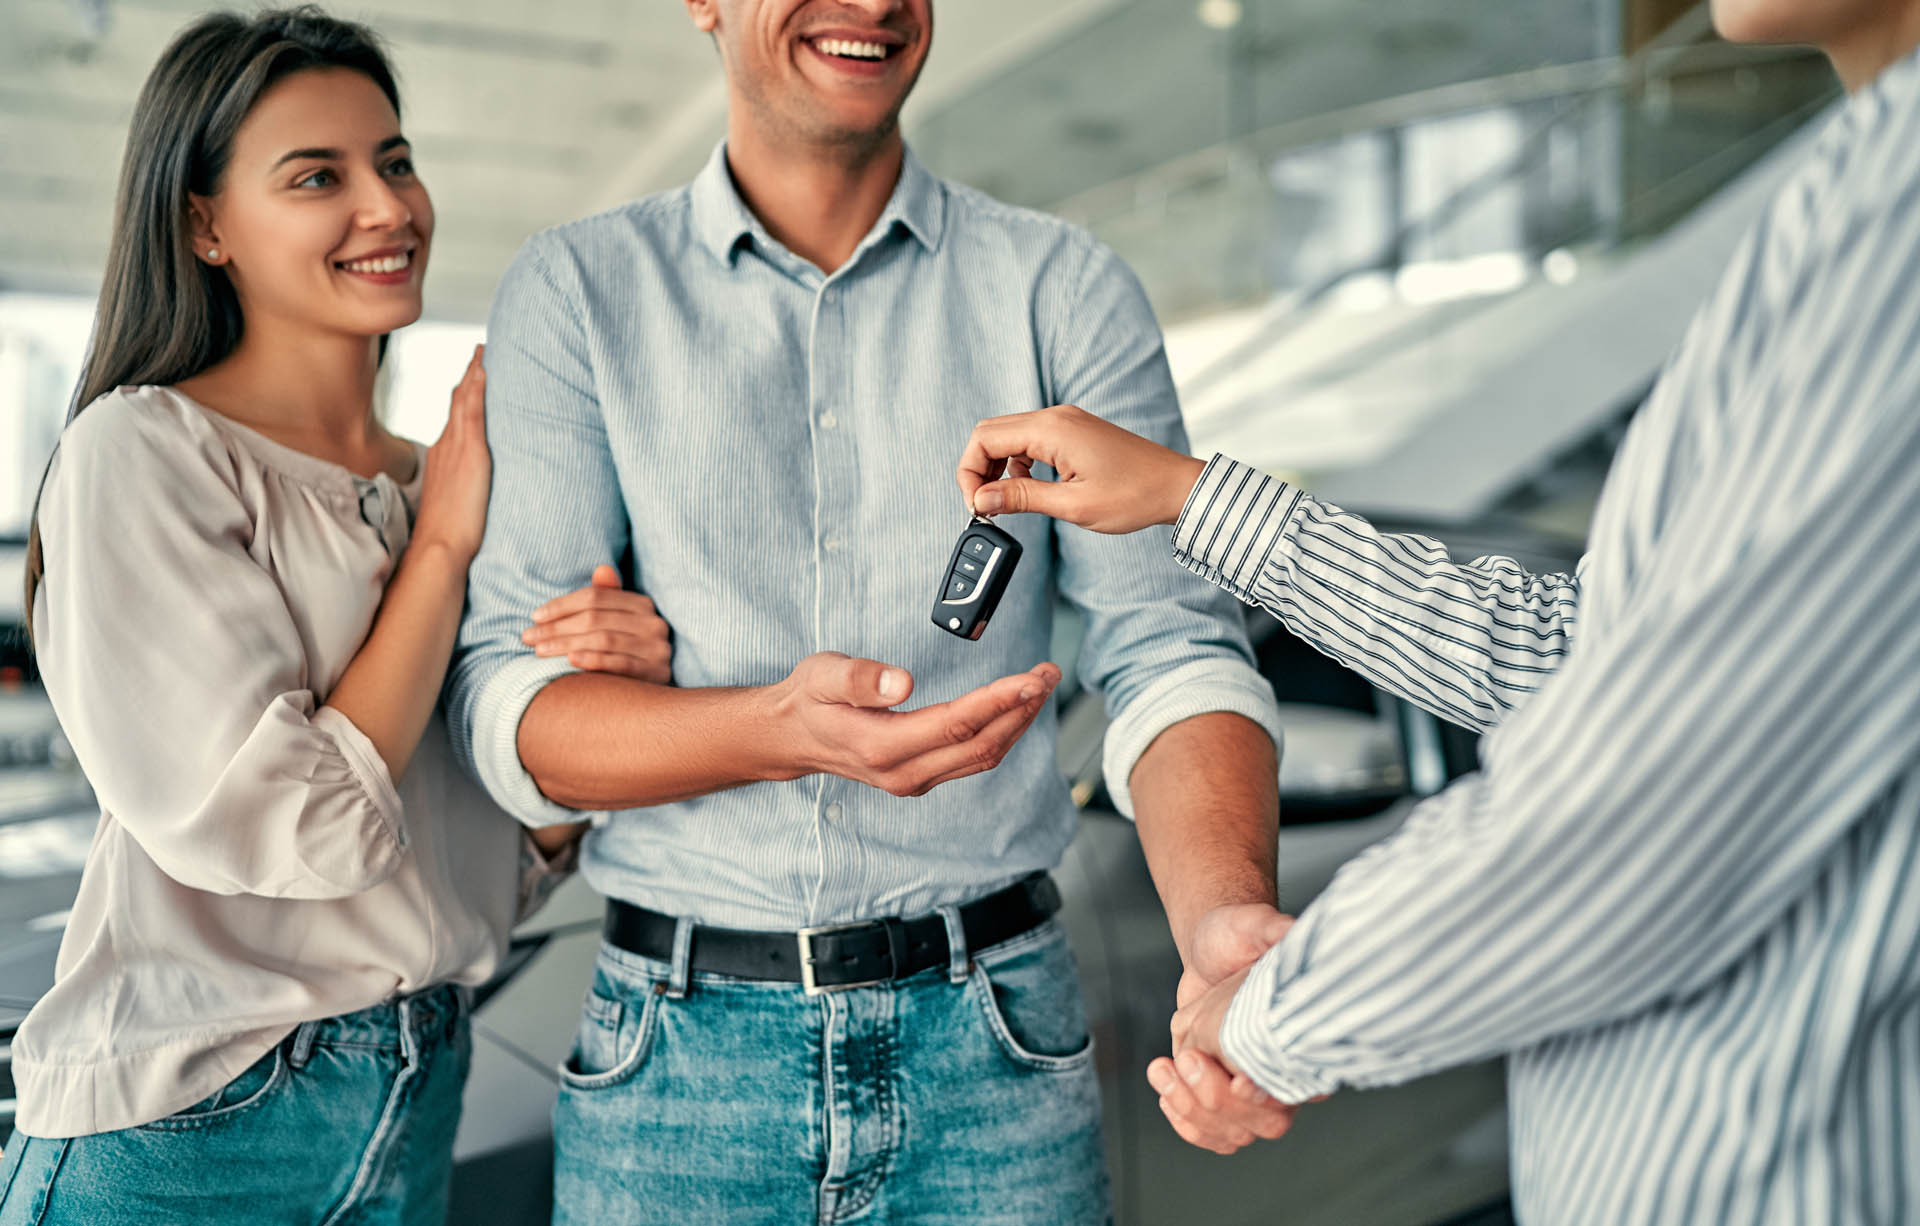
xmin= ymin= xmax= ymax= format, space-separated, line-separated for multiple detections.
xmin=1179 ymin=1054 xmax=1204 ymax=1085
xmin=974 ymin=489 xmax=1003 ymax=514
xmin=1019 ymin=686 xmax=1040 ymax=702
xmin=879 ymin=669 xmax=908 ymax=700
xmin=1147 ymin=1068 xmax=1173 ymax=1094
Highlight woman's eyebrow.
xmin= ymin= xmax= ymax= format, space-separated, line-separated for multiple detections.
xmin=269 ymin=136 xmax=406 ymax=170
xmin=271 ymin=146 xmax=342 ymax=169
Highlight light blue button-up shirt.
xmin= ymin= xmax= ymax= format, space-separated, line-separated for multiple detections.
xmin=447 ymin=144 xmax=1281 ymax=929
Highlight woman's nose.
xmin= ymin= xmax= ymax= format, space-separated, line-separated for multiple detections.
xmin=355 ymin=175 xmax=412 ymax=231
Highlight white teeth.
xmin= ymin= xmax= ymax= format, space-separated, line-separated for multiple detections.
xmin=341 ymin=252 xmax=411 ymax=274
xmin=815 ymin=37 xmax=888 ymax=60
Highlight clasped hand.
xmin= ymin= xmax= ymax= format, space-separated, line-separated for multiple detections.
xmin=1149 ymin=903 xmax=1303 ymax=1155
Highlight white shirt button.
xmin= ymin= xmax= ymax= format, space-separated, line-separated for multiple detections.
xmin=819 ymin=411 xmax=839 ymax=430
xmin=825 ymin=803 xmax=844 ymax=822
xmin=824 ymin=536 xmax=846 ymax=553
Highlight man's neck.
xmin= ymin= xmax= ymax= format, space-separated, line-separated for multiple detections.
xmin=723 ymin=116 xmax=905 ymax=275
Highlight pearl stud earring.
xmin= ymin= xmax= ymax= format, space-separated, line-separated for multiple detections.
xmin=205 ymin=248 xmax=220 ymax=262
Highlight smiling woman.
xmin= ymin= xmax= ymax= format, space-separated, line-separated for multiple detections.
xmin=0 ymin=8 xmax=671 ymax=1226
xmin=20 ymin=13 xmax=417 ymax=627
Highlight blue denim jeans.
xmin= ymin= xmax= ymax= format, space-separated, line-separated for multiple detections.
xmin=553 ymin=914 xmax=1111 ymax=1225
xmin=0 ymin=984 xmax=471 ymax=1226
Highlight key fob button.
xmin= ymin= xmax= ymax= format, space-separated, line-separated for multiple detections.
xmin=933 ymin=516 xmax=1022 ymax=641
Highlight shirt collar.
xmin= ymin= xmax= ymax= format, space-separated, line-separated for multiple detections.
xmin=689 ymin=140 xmax=945 ymax=269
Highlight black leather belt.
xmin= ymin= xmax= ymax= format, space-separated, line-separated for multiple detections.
xmin=602 ymin=873 xmax=1061 ymax=995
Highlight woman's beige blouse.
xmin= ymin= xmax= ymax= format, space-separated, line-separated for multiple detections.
xmin=13 ymin=384 xmax=551 ymax=1138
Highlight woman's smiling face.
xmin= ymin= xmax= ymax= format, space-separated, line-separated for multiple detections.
xmin=191 ymin=66 xmax=433 ymax=341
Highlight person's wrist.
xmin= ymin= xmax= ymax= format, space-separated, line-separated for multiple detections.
xmin=755 ymin=677 xmax=820 ymax=783
xmin=1161 ymin=453 xmax=1208 ymax=526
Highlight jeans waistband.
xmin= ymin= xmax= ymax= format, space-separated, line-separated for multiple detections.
xmin=295 ymin=982 xmax=468 ymax=1052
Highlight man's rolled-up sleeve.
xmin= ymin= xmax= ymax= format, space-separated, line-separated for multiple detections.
xmin=1039 ymin=238 xmax=1283 ymax=816
xmin=446 ymin=235 xmax=629 ymax=827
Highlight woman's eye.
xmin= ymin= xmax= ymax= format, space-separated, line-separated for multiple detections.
xmin=384 ymin=157 xmax=415 ymax=177
xmin=294 ymin=168 xmax=335 ymax=189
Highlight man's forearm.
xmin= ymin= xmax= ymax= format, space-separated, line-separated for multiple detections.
xmin=1130 ymin=711 xmax=1279 ymax=964
xmin=517 ymin=673 xmax=803 ymax=809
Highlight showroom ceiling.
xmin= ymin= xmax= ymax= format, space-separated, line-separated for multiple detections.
xmin=1 ymin=0 xmax=1603 ymax=321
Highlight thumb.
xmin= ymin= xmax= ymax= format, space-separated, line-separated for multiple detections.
xmin=810 ymin=654 xmax=914 ymax=709
xmin=591 ymin=563 xmax=622 ymax=590
xmin=972 ymin=477 xmax=1078 ymax=522
xmin=1254 ymin=912 xmax=1295 ymax=948
xmin=1202 ymin=904 xmax=1293 ymax=970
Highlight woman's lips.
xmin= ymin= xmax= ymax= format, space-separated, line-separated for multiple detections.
xmin=335 ymin=249 xmax=416 ymax=285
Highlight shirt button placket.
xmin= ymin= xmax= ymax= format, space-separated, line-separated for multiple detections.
xmin=811 ymin=279 xmax=861 ymax=904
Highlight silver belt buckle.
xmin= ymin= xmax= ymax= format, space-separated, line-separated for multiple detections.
xmin=796 ymin=921 xmax=890 ymax=996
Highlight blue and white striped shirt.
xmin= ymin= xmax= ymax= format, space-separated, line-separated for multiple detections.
xmin=446 ymin=144 xmax=1281 ymax=929
xmin=1180 ymin=49 xmax=1920 ymax=1225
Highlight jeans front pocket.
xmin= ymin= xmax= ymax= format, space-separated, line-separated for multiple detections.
xmin=968 ymin=923 xmax=1096 ymax=1074
xmin=558 ymin=961 xmax=663 ymax=1091
xmin=0 ymin=1136 xmax=69 ymax=1226
xmin=135 ymin=1044 xmax=288 ymax=1132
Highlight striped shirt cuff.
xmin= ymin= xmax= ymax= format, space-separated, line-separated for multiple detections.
xmin=1172 ymin=455 xmax=1305 ymax=606
xmin=470 ymin=654 xmax=595 ymax=829
xmin=1218 ymin=922 xmax=1341 ymax=1104
xmin=1101 ymin=657 xmax=1284 ymax=819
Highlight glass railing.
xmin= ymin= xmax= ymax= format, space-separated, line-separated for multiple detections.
xmin=1051 ymin=16 xmax=1835 ymax=331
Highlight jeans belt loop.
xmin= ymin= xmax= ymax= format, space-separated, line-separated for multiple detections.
xmin=938 ymin=903 xmax=971 ymax=984
xmin=288 ymin=1020 xmax=320 ymax=1071
xmin=666 ymin=914 xmax=696 ymax=999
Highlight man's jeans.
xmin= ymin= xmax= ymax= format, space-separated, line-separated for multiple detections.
xmin=0 ymin=985 xmax=470 ymax=1226
xmin=553 ymin=915 xmax=1111 ymax=1225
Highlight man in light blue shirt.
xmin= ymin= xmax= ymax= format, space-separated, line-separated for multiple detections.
xmin=447 ymin=0 xmax=1284 ymax=1217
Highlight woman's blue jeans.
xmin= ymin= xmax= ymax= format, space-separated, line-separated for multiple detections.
xmin=0 ymin=984 xmax=471 ymax=1226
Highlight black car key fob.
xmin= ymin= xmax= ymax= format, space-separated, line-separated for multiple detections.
xmin=932 ymin=516 xmax=1022 ymax=640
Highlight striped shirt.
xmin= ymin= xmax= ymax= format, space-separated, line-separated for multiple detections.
xmin=445 ymin=143 xmax=1281 ymax=929
xmin=1175 ymin=48 xmax=1920 ymax=1226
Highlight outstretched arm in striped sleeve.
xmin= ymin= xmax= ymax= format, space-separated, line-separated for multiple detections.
xmin=957 ymin=404 xmax=1583 ymax=735
xmin=1178 ymin=380 xmax=1920 ymax=1103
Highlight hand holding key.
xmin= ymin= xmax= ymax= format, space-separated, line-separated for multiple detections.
xmin=958 ymin=404 xmax=1207 ymax=535
xmin=774 ymin=652 xmax=1060 ymax=797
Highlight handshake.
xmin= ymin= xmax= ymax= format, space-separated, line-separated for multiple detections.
xmin=1152 ymin=902 xmax=1308 ymax=1155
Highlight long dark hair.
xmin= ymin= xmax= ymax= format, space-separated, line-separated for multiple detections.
xmin=22 ymin=6 xmax=401 ymax=630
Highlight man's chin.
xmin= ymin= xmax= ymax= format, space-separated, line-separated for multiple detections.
xmin=798 ymin=107 xmax=906 ymax=153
